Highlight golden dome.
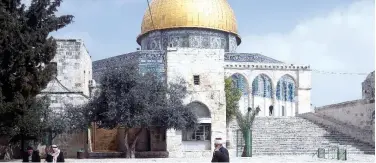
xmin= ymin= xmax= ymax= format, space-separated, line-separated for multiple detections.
xmin=138 ymin=0 xmax=240 ymax=44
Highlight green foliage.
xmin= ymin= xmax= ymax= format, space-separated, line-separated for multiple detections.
xmin=236 ymin=107 xmax=261 ymax=132
xmin=64 ymin=99 xmax=96 ymax=133
xmin=6 ymin=95 xmax=82 ymax=146
xmin=236 ymin=107 xmax=261 ymax=157
xmin=6 ymin=96 xmax=51 ymax=143
xmin=0 ymin=0 xmax=73 ymax=145
xmin=84 ymin=61 xmax=198 ymax=131
xmin=225 ymin=77 xmax=242 ymax=125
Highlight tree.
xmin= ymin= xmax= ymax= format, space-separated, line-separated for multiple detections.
xmin=41 ymin=101 xmax=84 ymax=146
xmin=86 ymin=62 xmax=198 ymax=158
xmin=236 ymin=107 xmax=260 ymax=157
xmin=224 ymin=77 xmax=242 ymax=148
xmin=0 ymin=0 xmax=73 ymax=151
xmin=224 ymin=77 xmax=260 ymax=157
xmin=225 ymin=77 xmax=242 ymax=126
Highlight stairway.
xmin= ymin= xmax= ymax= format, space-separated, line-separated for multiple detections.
xmin=246 ymin=117 xmax=375 ymax=155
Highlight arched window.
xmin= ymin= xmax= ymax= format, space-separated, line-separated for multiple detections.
xmin=276 ymin=75 xmax=295 ymax=102
xmin=252 ymin=78 xmax=258 ymax=95
xmin=252 ymin=74 xmax=272 ymax=98
xmin=282 ymin=82 xmax=287 ymax=101
xmin=231 ymin=74 xmax=248 ymax=95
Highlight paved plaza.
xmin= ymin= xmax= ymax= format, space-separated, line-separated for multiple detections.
xmin=64 ymin=155 xmax=374 ymax=163
xmin=1 ymin=154 xmax=374 ymax=162
xmin=5 ymin=155 xmax=371 ymax=163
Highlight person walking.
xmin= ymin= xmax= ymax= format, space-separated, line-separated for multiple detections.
xmin=269 ymin=105 xmax=273 ymax=116
xmin=211 ymin=138 xmax=229 ymax=162
xmin=22 ymin=146 xmax=41 ymax=162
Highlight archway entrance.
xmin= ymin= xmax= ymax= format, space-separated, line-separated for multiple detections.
xmin=182 ymin=102 xmax=211 ymax=150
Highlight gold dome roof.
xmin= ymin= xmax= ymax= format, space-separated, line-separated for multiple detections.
xmin=138 ymin=0 xmax=240 ymax=44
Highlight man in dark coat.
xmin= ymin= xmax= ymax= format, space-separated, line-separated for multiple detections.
xmin=22 ymin=146 xmax=41 ymax=162
xmin=211 ymin=138 xmax=229 ymax=162
xmin=45 ymin=145 xmax=65 ymax=162
xmin=269 ymin=105 xmax=273 ymax=116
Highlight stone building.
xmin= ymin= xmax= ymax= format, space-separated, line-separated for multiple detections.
xmin=90 ymin=0 xmax=312 ymax=158
xmin=41 ymin=39 xmax=92 ymax=108
xmin=38 ymin=39 xmax=92 ymax=157
xmin=362 ymin=71 xmax=375 ymax=100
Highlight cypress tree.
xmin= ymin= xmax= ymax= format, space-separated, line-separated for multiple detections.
xmin=0 ymin=0 xmax=73 ymax=150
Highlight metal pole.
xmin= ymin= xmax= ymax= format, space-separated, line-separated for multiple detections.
xmin=245 ymin=129 xmax=251 ymax=157
xmin=236 ymin=130 xmax=238 ymax=157
xmin=250 ymin=128 xmax=252 ymax=157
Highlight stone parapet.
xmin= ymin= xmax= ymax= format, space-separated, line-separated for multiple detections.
xmin=298 ymin=113 xmax=374 ymax=147
xmin=315 ymin=99 xmax=375 ymax=131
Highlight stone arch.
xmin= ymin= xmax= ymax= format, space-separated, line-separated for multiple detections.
xmin=230 ymin=73 xmax=249 ymax=95
xmin=251 ymin=74 xmax=273 ymax=98
xmin=276 ymin=74 xmax=296 ymax=102
xmin=187 ymin=101 xmax=211 ymax=118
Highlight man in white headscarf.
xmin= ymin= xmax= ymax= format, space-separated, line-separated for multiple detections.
xmin=46 ymin=145 xmax=65 ymax=162
xmin=211 ymin=138 xmax=229 ymax=162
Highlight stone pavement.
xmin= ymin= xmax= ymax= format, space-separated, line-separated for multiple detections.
xmin=4 ymin=154 xmax=374 ymax=163
xmin=59 ymin=155 xmax=374 ymax=163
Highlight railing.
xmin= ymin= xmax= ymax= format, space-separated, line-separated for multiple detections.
xmin=317 ymin=146 xmax=347 ymax=161
xmin=236 ymin=129 xmax=244 ymax=157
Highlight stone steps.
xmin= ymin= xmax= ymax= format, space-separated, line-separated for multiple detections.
xmin=252 ymin=135 xmax=353 ymax=138
xmin=251 ymin=146 xmax=372 ymax=150
xmin=252 ymin=143 xmax=371 ymax=148
xmin=252 ymin=139 xmax=359 ymax=142
xmin=89 ymin=152 xmax=124 ymax=158
xmin=244 ymin=117 xmax=375 ymax=156
xmin=251 ymin=144 xmax=371 ymax=149
xmin=252 ymin=151 xmax=374 ymax=155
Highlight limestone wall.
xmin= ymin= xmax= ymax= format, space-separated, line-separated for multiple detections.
xmin=49 ymin=39 xmax=92 ymax=96
xmin=166 ymin=47 xmax=226 ymax=157
xmin=41 ymin=38 xmax=92 ymax=110
xmin=299 ymin=112 xmax=374 ymax=146
xmin=312 ymin=99 xmax=375 ymax=145
xmin=315 ymin=99 xmax=375 ymax=131
xmin=362 ymin=71 xmax=375 ymax=100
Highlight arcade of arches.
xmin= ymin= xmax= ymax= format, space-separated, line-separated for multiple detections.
xmin=231 ymin=73 xmax=297 ymax=117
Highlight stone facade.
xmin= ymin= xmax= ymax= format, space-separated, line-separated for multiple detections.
xmin=41 ymin=39 xmax=92 ymax=106
xmin=165 ymin=48 xmax=227 ymax=158
xmin=38 ymin=39 xmax=92 ymax=157
xmin=362 ymin=71 xmax=375 ymax=100
xmin=315 ymin=99 xmax=375 ymax=131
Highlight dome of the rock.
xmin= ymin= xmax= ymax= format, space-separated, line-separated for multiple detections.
xmin=137 ymin=0 xmax=240 ymax=44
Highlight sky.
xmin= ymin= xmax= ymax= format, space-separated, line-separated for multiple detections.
xmin=22 ymin=0 xmax=375 ymax=107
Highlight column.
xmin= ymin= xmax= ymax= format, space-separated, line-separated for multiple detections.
xmin=272 ymin=93 xmax=277 ymax=117
xmin=166 ymin=129 xmax=183 ymax=158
